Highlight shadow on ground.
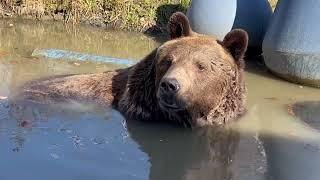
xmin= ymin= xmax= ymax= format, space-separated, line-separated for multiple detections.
xmin=144 ymin=4 xmax=187 ymax=43
xmin=244 ymin=54 xmax=289 ymax=83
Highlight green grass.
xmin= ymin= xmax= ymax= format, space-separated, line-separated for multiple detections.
xmin=0 ymin=0 xmax=191 ymax=31
xmin=0 ymin=0 xmax=277 ymax=31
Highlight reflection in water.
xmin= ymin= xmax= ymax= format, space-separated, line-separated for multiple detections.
xmin=291 ymin=101 xmax=320 ymax=131
xmin=237 ymin=96 xmax=320 ymax=180
xmin=234 ymin=61 xmax=320 ymax=141
xmin=1 ymin=101 xmax=267 ymax=180
xmin=1 ymin=102 xmax=150 ymax=180
xmin=261 ymin=101 xmax=320 ymax=180
xmin=0 ymin=19 xmax=160 ymax=92
xmin=263 ymin=134 xmax=320 ymax=180
xmin=0 ymin=19 xmax=159 ymax=60
xmin=127 ymin=122 xmax=240 ymax=180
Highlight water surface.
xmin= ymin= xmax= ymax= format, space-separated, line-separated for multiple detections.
xmin=1 ymin=19 xmax=320 ymax=180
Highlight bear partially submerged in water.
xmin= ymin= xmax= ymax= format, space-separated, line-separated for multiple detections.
xmin=17 ymin=12 xmax=248 ymax=127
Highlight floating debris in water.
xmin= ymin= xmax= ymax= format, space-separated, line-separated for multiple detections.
xmin=256 ymin=166 xmax=266 ymax=174
xmin=20 ymin=120 xmax=32 ymax=128
xmin=58 ymin=128 xmax=73 ymax=134
xmin=287 ymin=104 xmax=295 ymax=116
xmin=66 ymin=130 xmax=72 ymax=134
xmin=9 ymin=60 xmax=18 ymax=64
xmin=69 ymin=135 xmax=85 ymax=150
xmin=264 ymin=97 xmax=279 ymax=101
xmin=12 ymin=147 xmax=20 ymax=152
xmin=0 ymin=51 xmax=8 ymax=57
xmin=50 ymin=153 xmax=59 ymax=159
xmin=91 ymin=137 xmax=105 ymax=145
xmin=289 ymin=97 xmax=297 ymax=101
xmin=0 ymin=96 xmax=7 ymax=100
xmin=48 ymin=144 xmax=61 ymax=150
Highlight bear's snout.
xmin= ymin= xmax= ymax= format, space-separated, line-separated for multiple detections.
xmin=157 ymin=78 xmax=187 ymax=111
xmin=160 ymin=78 xmax=180 ymax=93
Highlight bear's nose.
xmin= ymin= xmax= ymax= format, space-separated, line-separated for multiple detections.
xmin=160 ymin=78 xmax=180 ymax=93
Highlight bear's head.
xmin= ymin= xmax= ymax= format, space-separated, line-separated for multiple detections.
xmin=119 ymin=12 xmax=248 ymax=128
xmin=155 ymin=12 xmax=248 ymax=127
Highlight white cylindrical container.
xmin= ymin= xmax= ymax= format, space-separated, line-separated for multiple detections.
xmin=263 ymin=0 xmax=320 ymax=87
xmin=187 ymin=0 xmax=237 ymax=39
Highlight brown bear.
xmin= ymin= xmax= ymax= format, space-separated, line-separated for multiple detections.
xmin=16 ymin=12 xmax=248 ymax=128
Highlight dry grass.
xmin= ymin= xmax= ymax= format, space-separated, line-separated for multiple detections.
xmin=268 ymin=0 xmax=278 ymax=9
xmin=1 ymin=0 xmax=190 ymax=31
xmin=0 ymin=0 xmax=278 ymax=31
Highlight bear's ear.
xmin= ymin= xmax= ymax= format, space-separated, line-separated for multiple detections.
xmin=168 ymin=12 xmax=193 ymax=39
xmin=220 ymin=29 xmax=248 ymax=67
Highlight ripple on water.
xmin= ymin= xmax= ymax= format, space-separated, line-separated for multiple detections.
xmin=1 ymin=19 xmax=320 ymax=180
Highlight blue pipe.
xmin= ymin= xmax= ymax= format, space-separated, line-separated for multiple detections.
xmin=32 ymin=48 xmax=136 ymax=66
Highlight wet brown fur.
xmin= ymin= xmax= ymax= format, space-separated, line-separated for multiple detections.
xmin=15 ymin=12 xmax=249 ymax=127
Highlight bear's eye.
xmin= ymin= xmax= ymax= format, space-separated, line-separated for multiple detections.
xmin=196 ymin=62 xmax=206 ymax=71
xmin=161 ymin=59 xmax=172 ymax=67
xmin=159 ymin=56 xmax=173 ymax=68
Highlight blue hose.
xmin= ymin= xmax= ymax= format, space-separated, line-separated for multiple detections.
xmin=32 ymin=48 xmax=136 ymax=66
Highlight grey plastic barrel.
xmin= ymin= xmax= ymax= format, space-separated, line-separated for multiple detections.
xmin=187 ymin=0 xmax=237 ymax=39
xmin=263 ymin=0 xmax=320 ymax=87
xmin=232 ymin=0 xmax=272 ymax=49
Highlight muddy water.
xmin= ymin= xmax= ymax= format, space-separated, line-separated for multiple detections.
xmin=0 ymin=19 xmax=320 ymax=180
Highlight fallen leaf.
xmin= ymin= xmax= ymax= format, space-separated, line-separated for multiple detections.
xmin=10 ymin=60 xmax=18 ymax=64
xmin=0 ymin=51 xmax=8 ymax=57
